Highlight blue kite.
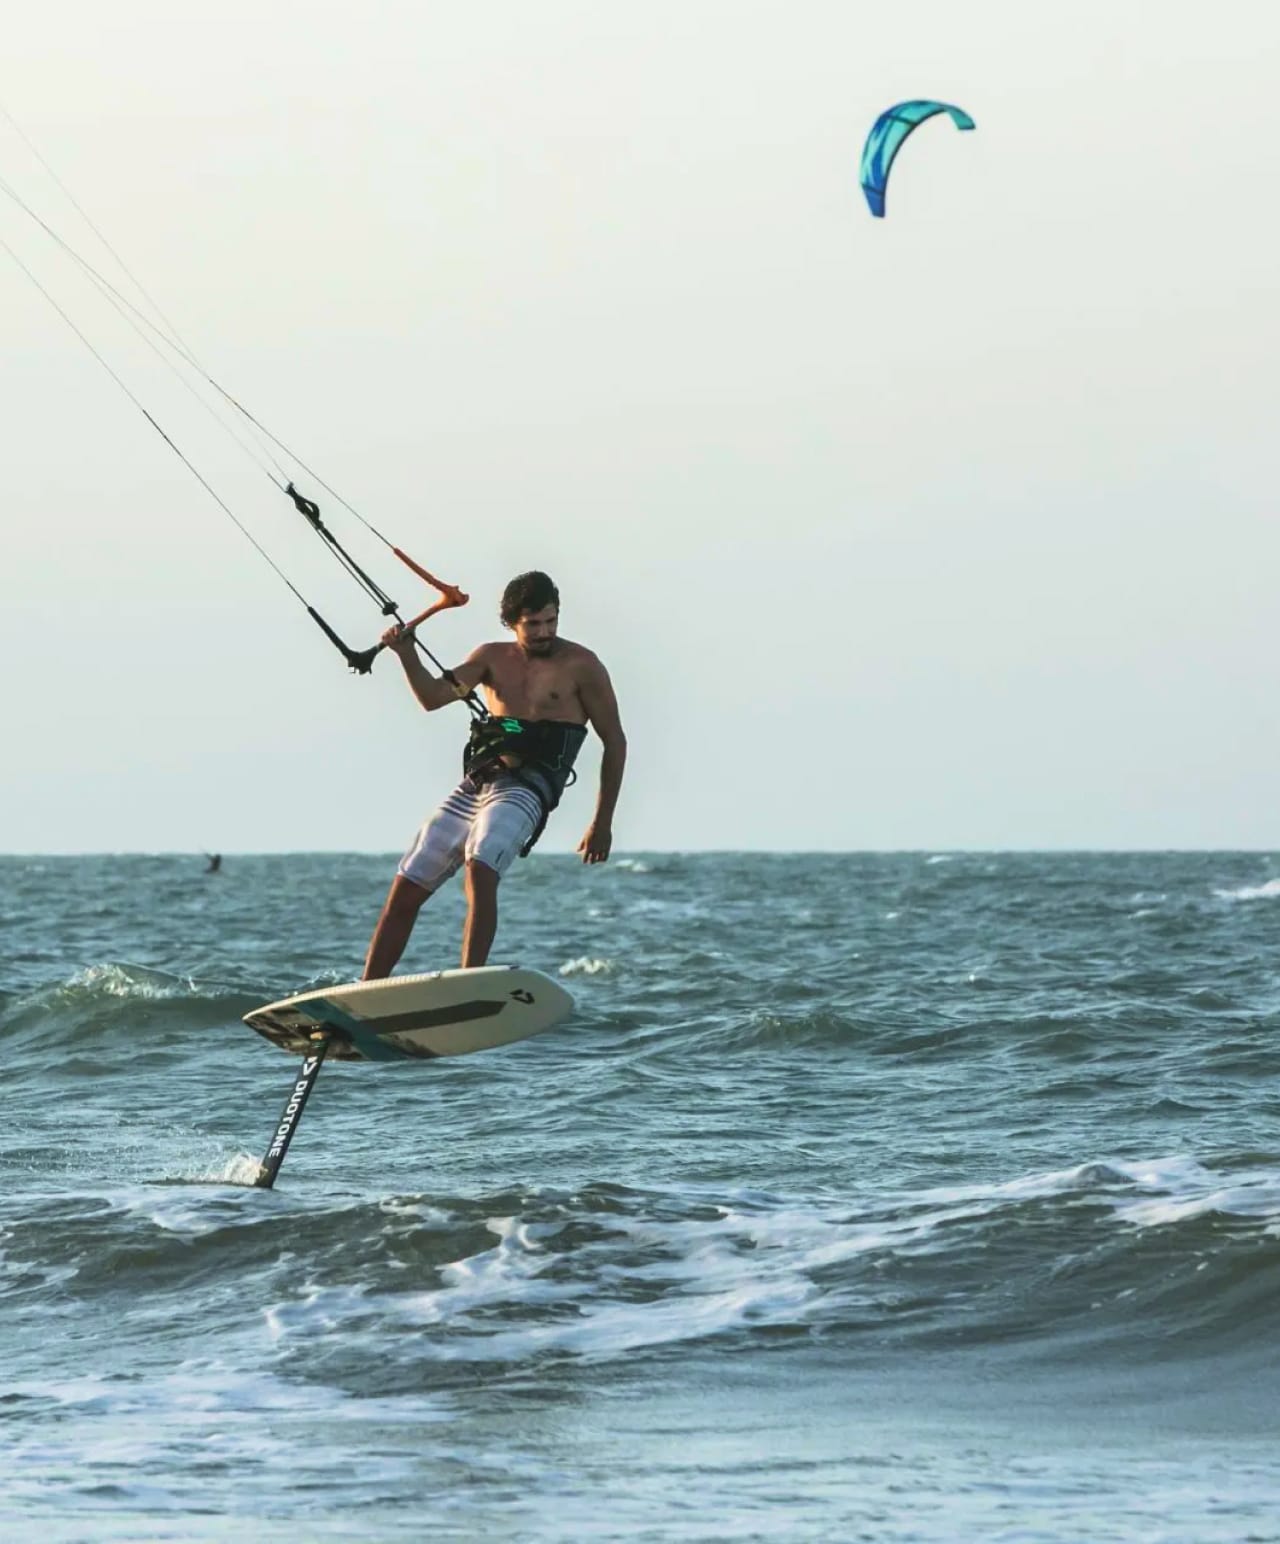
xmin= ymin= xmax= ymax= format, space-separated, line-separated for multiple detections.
xmin=860 ymin=100 xmax=975 ymax=218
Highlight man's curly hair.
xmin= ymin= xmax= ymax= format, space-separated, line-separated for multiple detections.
xmin=500 ymin=571 xmax=560 ymax=627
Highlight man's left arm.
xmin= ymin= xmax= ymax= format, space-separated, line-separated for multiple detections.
xmin=577 ymin=657 xmax=627 ymax=865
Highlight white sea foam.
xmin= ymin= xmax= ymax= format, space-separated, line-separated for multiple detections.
xmin=914 ymin=1154 xmax=1280 ymax=1234
xmin=256 ymin=1199 xmax=834 ymax=1363
xmin=114 ymin=1177 xmax=266 ymax=1234
xmin=10 ymin=1365 xmax=364 ymax=1417
xmin=917 ymin=1154 xmax=1210 ymax=1209
xmin=559 ymin=956 xmax=615 ymax=977
xmin=264 ymin=1281 xmax=377 ymax=1341
xmin=401 ymin=1212 xmax=821 ymax=1362
xmin=208 ymin=1151 xmax=266 ymax=1187
xmin=378 ymin=1195 xmax=455 ymax=1226
xmin=415 ymin=1215 xmax=580 ymax=1314
xmin=1214 ymin=877 xmax=1280 ymax=902
xmin=1109 ymin=1167 xmax=1280 ymax=1229
xmin=67 ymin=962 xmax=195 ymax=1000
xmin=251 ymin=1151 xmax=1280 ymax=1367
xmin=5 ymin=1363 xmax=449 ymax=1488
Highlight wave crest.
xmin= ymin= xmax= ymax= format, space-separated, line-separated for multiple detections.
xmin=0 ymin=962 xmax=268 ymax=1064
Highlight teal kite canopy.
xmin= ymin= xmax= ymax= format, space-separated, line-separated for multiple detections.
xmin=860 ymin=100 xmax=975 ymax=218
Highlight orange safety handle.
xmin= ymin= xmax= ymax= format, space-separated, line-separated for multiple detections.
xmin=393 ymin=547 xmax=468 ymax=611
xmin=380 ymin=547 xmax=469 ymax=648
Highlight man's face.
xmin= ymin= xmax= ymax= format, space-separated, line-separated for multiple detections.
xmin=512 ymin=605 xmax=559 ymax=656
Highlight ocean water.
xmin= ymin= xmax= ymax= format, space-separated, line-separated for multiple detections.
xmin=2 ymin=850 xmax=1278 ymax=1542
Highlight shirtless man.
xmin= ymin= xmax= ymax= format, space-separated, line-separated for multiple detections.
xmin=362 ymin=570 xmax=626 ymax=979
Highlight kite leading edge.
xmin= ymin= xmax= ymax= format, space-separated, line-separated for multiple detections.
xmin=860 ymin=99 xmax=975 ymax=218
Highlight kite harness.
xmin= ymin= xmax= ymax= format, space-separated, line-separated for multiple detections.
xmin=463 ymin=716 xmax=589 ymax=856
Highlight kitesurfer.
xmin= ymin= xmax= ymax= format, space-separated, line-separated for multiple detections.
xmin=362 ymin=571 xmax=626 ymax=978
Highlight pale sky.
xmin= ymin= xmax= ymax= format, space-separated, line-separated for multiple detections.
xmin=3 ymin=0 xmax=1277 ymax=853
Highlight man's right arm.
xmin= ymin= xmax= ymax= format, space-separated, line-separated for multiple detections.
xmin=383 ymin=630 xmax=488 ymax=713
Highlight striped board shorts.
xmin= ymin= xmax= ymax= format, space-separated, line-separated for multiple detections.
xmin=398 ymin=773 xmax=545 ymax=892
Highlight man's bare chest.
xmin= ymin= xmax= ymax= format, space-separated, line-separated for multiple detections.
xmin=486 ymin=652 xmax=583 ymax=721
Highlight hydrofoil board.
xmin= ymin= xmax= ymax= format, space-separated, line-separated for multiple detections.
xmin=244 ymin=965 xmax=573 ymax=1062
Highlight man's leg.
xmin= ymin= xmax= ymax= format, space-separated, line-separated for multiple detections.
xmin=459 ymin=776 xmax=541 ymax=968
xmin=461 ymin=860 xmax=499 ymax=967
xmin=368 ymin=783 xmax=476 ymax=979
xmin=363 ymin=874 xmax=432 ymax=980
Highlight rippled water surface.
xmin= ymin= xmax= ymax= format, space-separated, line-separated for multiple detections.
xmin=3 ymin=852 xmax=1279 ymax=1541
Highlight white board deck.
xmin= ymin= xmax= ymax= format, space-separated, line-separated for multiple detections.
xmin=243 ymin=966 xmax=574 ymax=1062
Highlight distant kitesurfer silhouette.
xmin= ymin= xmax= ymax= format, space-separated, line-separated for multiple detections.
xmin=205 ymin=853 xmax=222 ymax=874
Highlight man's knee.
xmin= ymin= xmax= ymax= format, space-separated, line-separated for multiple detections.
xmin=388 ymin=874 xmax=432 ymax=914
xmin=464 ymin=858 xmax=500 ymax=893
